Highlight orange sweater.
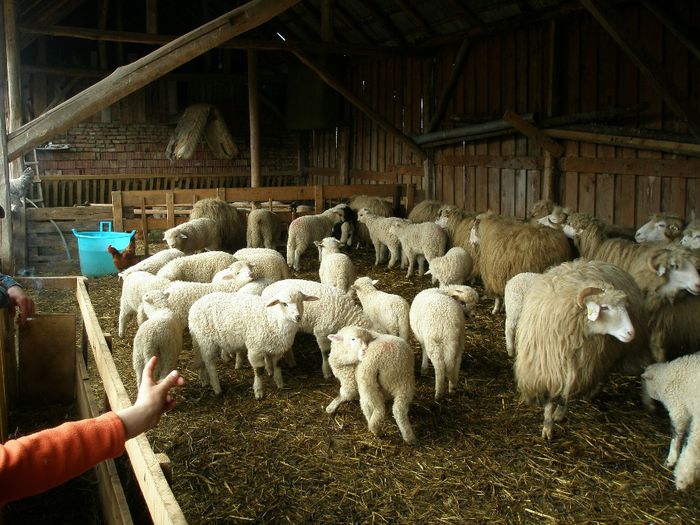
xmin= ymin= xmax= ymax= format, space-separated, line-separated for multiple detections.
xmin=0 ymin=412 xmax=126 ymax=506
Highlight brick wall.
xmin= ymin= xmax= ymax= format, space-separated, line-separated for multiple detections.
xmin=35 ymin=122 xmax=299 ymax=176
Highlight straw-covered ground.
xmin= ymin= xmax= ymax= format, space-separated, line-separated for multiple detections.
xmin=12 ymin=240 xmax=700 ymax=523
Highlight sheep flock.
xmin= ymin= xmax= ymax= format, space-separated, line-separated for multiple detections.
xmin=39 ymin=196 xmax=700 ymax=522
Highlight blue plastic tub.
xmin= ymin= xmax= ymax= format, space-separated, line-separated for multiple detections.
xmin=72 ymin=221 xmax=136 ymax=277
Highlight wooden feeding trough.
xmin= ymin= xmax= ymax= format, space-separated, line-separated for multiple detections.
xmin=0 ymin=276 xmax=186 ymax=524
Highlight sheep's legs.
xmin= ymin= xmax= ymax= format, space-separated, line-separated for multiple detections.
xmin=326 ymin=383 xmax=359 ymax=414
xmin=491 ymin=297 xmax=502 ymax=315
xmin=393 ymin=395 xmax=416 ymax=445
xmin=432 ymin=354 xmax=446 ymax=400
xmin=315 ymin=333 xmax=333 ymax=378
xmin=504 ymin=317 xmax=515 ymax=357
xmin=420 ymin=347 xmax=429 ymax=376
xmin=360 ymin=390 xmax=386 ymax=437
xmin=542 ymin=400 xmax=555 ymax=440
xmin=271 ymin=355 xmax=285 ymax=389
xmin=248 ymin=350 xmax=268 ymax=399
xmin=447 ymin=351 xmax=463 ymax=394
xmin=387 ymin=246 xmax=400 ymax=269
xmin=666 ymin=410 xmax=691 ymax=467
xmin=674 ymin=419 xmax=699 ymax=490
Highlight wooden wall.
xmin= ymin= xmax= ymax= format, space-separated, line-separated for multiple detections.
xmin=308 ymin=1 xmax=700 ymax=227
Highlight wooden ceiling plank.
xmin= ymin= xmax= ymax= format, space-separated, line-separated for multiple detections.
xmin=428 ymin=37 xmax=471 ymax=132
xmin=335 ymin=3 xmax=377 ymax=46
xmin=7 ymin=0 xmax=302 ymax=161
xmin=642 ymin=0 xmax=700 ymax=63
xmin=355 ymin=0 xmax=407 ymax=46
xmin=392 ymin=0 xmax=436 ymax=37
xmin=19 ymin=0 xmax=88 ymax=49
xmin=291 ymin=50 xmax=427 ymax=160
xmin=581 ymin=0 xmax=700 ymax=139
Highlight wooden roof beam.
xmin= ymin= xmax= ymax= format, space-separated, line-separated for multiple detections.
xmin=428 ymin=37 xmax=471 ymax=132
xmin=335 ymin=3 xmax=377 ymax=46
xmin=392 ymin=0 xmax=436 ymax=38
xmin=355 ymin=0 xmax=407 ymax=46
xmin=19 ymin=0 xmax=87 ymax=49
xmin=7 ymin=0 xmax=301 ymax=162
xmin=503 ymin=110 xmax=565 ymax=157
xmin=642 ymin=0 xmax=700 ymax=63
xmin=443 ymin=0 xmax=482 ymax=27
xmin=291 ymin=50 xmax=427 ymax=161
xmin=581 ymin=0 xmax=700 ymax=139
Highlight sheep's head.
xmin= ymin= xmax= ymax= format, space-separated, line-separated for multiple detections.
xmin=435 ymin=205 xmax=464 ymax=228
xmin=562 ymin=212 xmax=594 ymax=239
xmin=537 ymin=205 xmax=569 ymax=229
xmin=142 ymin=289 xmax=171 ymax=316
xmin=635 ymin=212 xmax=684 ymax=243
xmin=648 ymin=247 xmax=700 ymax=298
xmin=356 ymin=207 xmax=372 ymax=223
xmin=680 ymin=219 xmax=700 ymax=250
xmin=314 ymin=237 xmax=343 ymax=254
xmin=266 ymin=288 xmax=319 ymax=324
xmin=328 ymin=325 xmax=375 ymax=363
xmin=529 ymin=199 xmax=556 ymax=220
xmin=215 ymin=261 xmax=255 ymax=288
xmin=350 ymin=276 xmax=378 ymax=294
xmin=445 ymin=285 xmax=479 ymax=317
xmin=576 ymin=286 xmax=634 ymax=343
xmin=640 ymin=362 xmax=666 ymax=402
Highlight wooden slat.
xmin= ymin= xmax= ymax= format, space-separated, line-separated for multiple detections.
xmin=559 ymin=157 xmax=700 ymax=178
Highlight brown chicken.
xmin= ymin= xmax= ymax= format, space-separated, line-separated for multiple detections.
xmin=107 ymin=236 xmax=143 ymax=271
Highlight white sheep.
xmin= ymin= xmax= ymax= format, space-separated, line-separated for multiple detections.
xmin=247 ymin=205 xmax=282 ymax=249
xmin=356 ymin=209 xmax=408 ymax=269
xmin=233 ymin=247 xmax=290 ymax=281
xmin=118 ymin=248 xmax=185 ymax=279
xmin=424 ymin=246 xmax=473 ymax=287
xmin=635 ymin=212 xmax=685 ymax=244
xmin=163 ymin=217 xmax=220 ymax=254
xmin=348 ymin=195 xmax=393 ymax=247
xmin=503 ymin=272 xmax=543 ymax=357
xmin=132 ymin=290 xmax=183 ymax=385
xmin=407 ymin=199 xmax=445 ymax=223
xmin=515 ymin=268 xmax=637 ymax=440
xmin=190 ymin=198 xmax=246 ymax=252
xmin=118 ymin=271 xmax=171 ymax=337
xmin=188 ymin=287 xmax=318 ymax=397
xmin=314 ymin=237 xmax=356 ymax=292
xmin=642 ymin=353 xmax=700 ymax=491
xmin=286 ymin=205 xmax=345 ymax=271
xmin=261 ymin=279 xmax=372 ymax=378
xmin=350 ymin=277 xmax=410 ymax=341
xmin=327 ymin=326 xmax=416 ymax=444
xmin=409 ymin=285 xmax=479 ymax=399
xmin=389 ymin=220 xmax=448 ymax=278
xmin=156 ymin=251 xmax=238 ymax=282
xmin=434 ymin=205 xmax=481 ymax=280
xmin=680 ymin=219 xmax=700 ymax=250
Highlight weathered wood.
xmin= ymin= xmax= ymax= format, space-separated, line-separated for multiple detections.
xmin=542 ymin=151 xmax=555 ymax=202
xmin=291 ymin=50 xmax=427 ymax=161
xmin=544 ymin=128 xmax=700 ymax=157
xmin=428 ymin=38 xmax=471 ymax=133
xmin=642 ymin=0 xmax=700 ymax=63
xmin=502 ymin=110 xmax=565 ymax=157
xmin=0 ymin=314 xmax=12 ymax=441
xmin=0 ymin=12 xmax=13 ymax=274
xmin=559 ymin=157 xmax=700 ymax=179
xmin=439 ymin=154 xmax=543 ymax=169
xmin=76 ymin=279 xmax=187 ymax=524
xmin=581 ymin=0 xmax=700 ymax=138
xmin=338 ymin=126 xmax=350 ymax=184
xmin=7 ymin=0 xmax=301 ymax=161
xmin=248 ymin=50 xmax=261 ymax=188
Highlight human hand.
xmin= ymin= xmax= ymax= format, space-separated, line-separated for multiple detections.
xmin=7 ymin=285 xmax=35 ymax=324
xmin=116 ymin=356 xmax=186 ymax=440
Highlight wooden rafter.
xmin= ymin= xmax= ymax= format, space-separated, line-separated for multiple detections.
xmin=335 ymin=3 xmax=377 ymax=46
xmin=443 ymin=0 xmax=481 ymax=27
xmin=291 ymin=50 xmax=427 ymax=161
xmin=502 ymin=110 xmax=564 ymax=157
xmin=581 ymin=0 xmax=700 ymax=139
xmin=355 ymin=0 xmax=407 ymax=46
xmin=7 ymin=0 xmax=301 ymax=162
xmin=19 ymin=0 xmax=87 ymax=49
xmin=392 ymin=0 xmax=435 ymax=38
xmin=428 ymin=38 xmax=471 ymax=132
xmin=642 ymin=0 xmax=700 ymax=63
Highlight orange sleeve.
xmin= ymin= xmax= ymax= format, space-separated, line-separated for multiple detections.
xmin=0 ymin=412 xmax=126 ymax=506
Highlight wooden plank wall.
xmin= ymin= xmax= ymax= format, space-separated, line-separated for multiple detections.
xmin=307 ymin=1 xmax=700 ymax=227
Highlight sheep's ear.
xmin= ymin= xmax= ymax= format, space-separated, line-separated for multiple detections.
xmin=425 ymin=269 xmax=432 ymax=275
xmin=641 ymin=369 xmax=654 ymax=381
xmin=314 ymin=241 xmax=322 ymax=247
xmin=266 ymin=299 xmax=280 ymax=307
xmin=586 ymin=302 xmax=601 ymax=321
xmin=162 ymin=290 xmax=171 ymax=300
xmin=302 ymin=294 xmax=320 ymax=302
xmin=328 ymin=333 xmax=342 ymax=342
xmin=179 ymin=233 xmax=188 ymax=240
xmin=371 ymin=279 xmax=379 ymax=286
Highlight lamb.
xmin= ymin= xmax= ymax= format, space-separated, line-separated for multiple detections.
xmin=514 ymin=267 xmax=637 ymax=440
xmin=434 ymin=205 xmax=481 ymax=279
xmin=389 ymin=220 xmax=448 ymax=278
xmin=327 ymin=326 xmax=416 ymax=444
xmin=642 ymin=353 xmax=700 ymax=491
xmin=424 ymin=246 xmax=473 ymax=287
xmin=286 ymin=204 xmax=345 ymax=271
xmin=503 ymin=272 xmax=543 ymax=357
xmin=190 ymin=197 xmax=246 ymax=251
xmin=118 ymin=271 xmax=171 ymax=337
xmin=247 ymin=203 xmax=282 ymax=249
xmin=407 ymin=199 xmax=445 ymax=223
xmin=156 ymin=251 xmax=238 ymax=282
xmin=132 ymin=290 xmax=183 ymax=385
xmin=409 ymin=285 xmax=479 ymax=399
xmin=635 ymin=212 xmax=685 ymax=244
xmin=356 ymin=209 xmax=408 ymax=269
xmin=163 ymin=217 xmax=220 ymax=254
xmin=314 ymin=237 xmax=356 ymax=292
xmin=118 ymin=248 xmax=185 ymax=279
xmin=348 ymin=195 xmax=394 ymax=246
xmin=261 ymin=279 xmax=373 ymax=378
xmin=233 ymin=247 xmax=290 ymax=281
xmin=188 ymin=287 xmax=318 ymax=397
xmin=350 ymin=277 xmax=410 ymax=341
xmin=471 ymin=211 xmax=572 ymax=313
xmin=680 ymin=219 xmax=700 ymax=250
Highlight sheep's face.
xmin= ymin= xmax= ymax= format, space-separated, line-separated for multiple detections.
xmin=640 ymin=363 xmax=665 ymax=402
xmin=327 ymin=326 xmax=372 ymax=363
xmin=266 ymin=290 xmax=318 ymax=324
xmin=356 ymin=208 xmax=371 ymax=223
xmin=562 ymin=213 xmax=593 ymax=239
xmin=142 ymin=290 xmax=170 ymax=316
xmin=680 ymin=222 xmax=700 ymax=250
xmin=537 ymin=206 xmax=568 ymax=229
xmin=635 ymin=214 xmax=683 ymax=243
xmin=446 ymin=285 xmax=479 ymax=316
xmin=316 ymin=237 xmax=342 ymax=254
xmin=654 ymin=254 xmax=700 ymax=297
xmin=580 ymin=289 xmax=635 ymax=343
xmin=216 ymin=261 xmax=255 ymax=287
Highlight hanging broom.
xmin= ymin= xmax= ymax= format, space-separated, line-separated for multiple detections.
xmin=166 ymin=104 xmax=211 ymax=160
xmin=204 ymin=106 xmax=239 ymax=159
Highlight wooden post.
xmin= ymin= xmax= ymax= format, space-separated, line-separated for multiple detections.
xmin=0 ymin=10 xmax=13 ymax=274
xmin=7 ymin=0 xmax=302 ymax=161
xmin=423 ymin=156 xmax=435 ymax=200
xmin=542 ymin=151 xmax=556 ymax=202
xmin=248 ymin=50 xmax=261 ymax=188
xmin=546 ymin=19 xmax=560 ymax=118
xmin=338 ymin=126 xmax=350 ymax=184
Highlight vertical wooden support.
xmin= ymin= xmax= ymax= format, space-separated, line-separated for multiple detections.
xmin=338 ymin=126 xmax=350 ymax=184
xmin=112 ymin=191 xmax=124 ymax=231
xmin=423 ymin=157 xmax=435 ymax=200
xmin=546 ymin=19 xmax=560 ymax=118
xmin=542 ymin=151 xmax=556 ymax=202
xmin=146 ymin=0 xmax=158 ymax=34
xmin=166 ymin=191 xmax=175 ymax=228
xmin=248 ymin=50 xmax=261 ymax=188
xmin=298 ymin=132 xmax=309 ymax=185
xmin=405 ymin=183 xmax=415 ymax=216
xmin=314 ymin=185 xmax=324 ymax=214
xmin=0 ymin=10 xmax=13 ymax=274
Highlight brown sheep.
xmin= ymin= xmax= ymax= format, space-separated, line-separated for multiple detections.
xmin=190 ymin=198 xmax=246 ymax=252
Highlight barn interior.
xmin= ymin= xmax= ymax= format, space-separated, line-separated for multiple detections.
xmin=1 ymin=0 xmax=699 ymax=523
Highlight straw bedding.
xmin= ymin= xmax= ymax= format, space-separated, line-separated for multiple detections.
xmin=20 ymin=242 xmax=700 ymax=523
